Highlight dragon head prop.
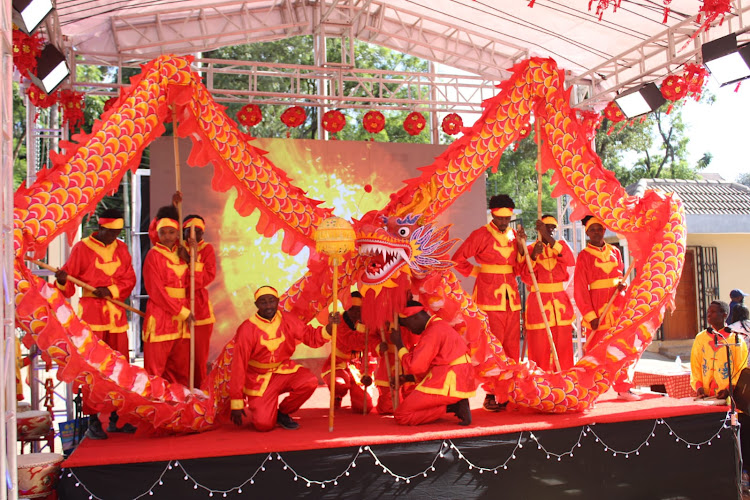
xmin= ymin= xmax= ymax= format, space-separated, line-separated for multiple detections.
xmin=354 ymin=211 xmax=458 ymax=329
xmin=356 ymin=212 xmax=457 ymax=286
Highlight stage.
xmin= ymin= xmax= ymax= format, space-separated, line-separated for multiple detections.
xmin=58 ymin=388 xmax=736 ymax=499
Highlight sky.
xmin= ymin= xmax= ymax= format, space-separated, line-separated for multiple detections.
xmin=681 ymin=79 xmax=750 ymax=183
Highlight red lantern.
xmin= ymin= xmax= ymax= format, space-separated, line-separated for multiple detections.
xmin=59 ymin=89 xmax=85 ymax=132
xmin=696 ymin=0 xmax=732 ymax=34
xmin=683 ymin=63 xmax=709 ymax=101
xmin=362 ymin=111 xmax=385 ymax=140
xmin=441 ymin=113 xmax=463 ymax=135
xmin=12 ymin=29 xmax=42 ymax=79
xmin=280 ymin=106 xmax=306 ymax=137
xmin=576 ymin=110 xmax=603 ymax=142
xmin=322 ymin=110 xmax=346 ymax=138
xmin=403 ymin=111 xmax=426 ymax=136
xmin=25 ymin=84 xmax=57 ymax=109
xmin=660 ymin=75 xmax=688 ymax=101
xmin=237 ymin=104 xmax=262 ymax=128
xmin=603 ymin=101 xmax=625 ymax=123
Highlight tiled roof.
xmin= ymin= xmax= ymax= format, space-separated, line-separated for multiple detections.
xmin=626 ymin=178 xmax=750 ymax=215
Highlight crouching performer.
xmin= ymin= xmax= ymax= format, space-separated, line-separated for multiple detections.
xmin=229 ymin=286 xmax=333 ymax=431
xmin=391 ymin=301 xmax=476 ymax=426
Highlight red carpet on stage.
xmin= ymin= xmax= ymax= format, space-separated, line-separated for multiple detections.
xmin=63 ymin=387 xmax=728 ymax=468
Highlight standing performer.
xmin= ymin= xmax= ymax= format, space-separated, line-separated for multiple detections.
xmin=391 ymin=301 xmax=475 ymax=426
xmin=142 ymin=206 xmax=193 ymax=386
xmin=574 ymin=215 xmax=638 ymax=401
xmin=452 ymin=194 xmax=526 ymax=411
xmin=55 ymin=208 xmax=137 ymax=438
xmin=229 ymin=286 xmax=333 ymax=432
xmin=522 ymin=216 xmax=576 ymax=371
xmin=321 ymin=291 xmax=374 ymax=413
xmin=182 ymin=215 xmax=216 ymax=388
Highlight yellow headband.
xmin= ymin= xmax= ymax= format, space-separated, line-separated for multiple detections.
xmin=350 ymin=297 xmax=362 ymax=306
xmin=254 ymin=286 xmax=279 ymax=301
xmin=584 ymin=217 xmax=604 ymax=232
xmin=491 ymin=207 xmax=513 ymax=217
xmin=99 ymin=217 xmax=124 ymax=230
xmin=156 ymin=218 xmax=179 ymax=231
xmin=183 ymin=218 xmax=206 ymax=231
xmin=541 ymin=215 xmax=558 ymax=226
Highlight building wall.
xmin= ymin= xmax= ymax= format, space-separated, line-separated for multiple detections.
xmin=687 ymin=233 xmax=750 ymax=302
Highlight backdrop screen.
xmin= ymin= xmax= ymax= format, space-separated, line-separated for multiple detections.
xmin=150 ymin=137 xmax=486 ymax=361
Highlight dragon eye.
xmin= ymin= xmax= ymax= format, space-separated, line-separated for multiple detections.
xmin=397 ymin=227 xmax=410 ymax=237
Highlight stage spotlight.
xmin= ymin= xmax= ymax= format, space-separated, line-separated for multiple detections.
xmin=702 ymin=33 xmax=750 ymax=87
xmin=613 ymin=83 xmax=666 ymax=119
xmin=28 ymin=44 xmax=70 ymax=94
xmin=12 ymin=0 xmax=54 ymax=34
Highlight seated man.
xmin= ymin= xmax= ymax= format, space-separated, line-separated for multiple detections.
xmin=391 ymin=300 xmax=476 ymax=426
xmin=229 ymin=286 xmax=333 ymax=431
xmin=321 ymin=291 xmax=374 ymax=413
xmin=690 ymin=300 xmax=749 ymax=400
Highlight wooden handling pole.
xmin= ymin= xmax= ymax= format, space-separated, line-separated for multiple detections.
xmin=378 ymin=326 xmax=397 ymax=411
xmin=526 ymin=118 xmax=561 ymax=372
xmin=329 ymin=257 xmax=340 ymax=432
xmin=173 ymin=106 xmax=184 ymax=246
xmin=392 ymin=312 xmax=400 ymax=410
xmin=362 ymin=326 xmax=369 ymax=416
xmin=188 ymin=225 xmax=196 ymax=391
xmin=27 ymin=258 xmax=144 ymax=318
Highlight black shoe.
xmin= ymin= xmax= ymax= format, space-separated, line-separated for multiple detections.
xmin=483 ymin=394 xmax=502 ymax=412
xmin=106 ymin=411 xmax=119 ymax=433
xmin=276 ymin=412 xmax=299 ymax=430
xmin=455 ymin=399 xmax=472 ymax=426
xmin=118 ymin=423 xmax=137 ymax=434
xmin=85 ymin=417 xmax=108 ymax=440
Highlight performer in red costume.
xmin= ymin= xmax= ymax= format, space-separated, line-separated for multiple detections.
xmin=452 ymin=194 xmax=526 ymax=411
xmin=229 ymin=286 xmax=334 ymax=431
xmin=390 ymin=300 xmax=475 ymax=426
xmin=56 ymin=208 xmax=137 ymax=438
xmin=182 ymin=215 xmax=216 ymax=388
xmin=322 ymin=291 xmax=374 ymax=413
xmin=522 ymin=216 xmax=575 ymax=371
xmin=142 ymin=206 xmax=193 ymax=386
xmin=574 ymin=215 xmax=639 ymax=401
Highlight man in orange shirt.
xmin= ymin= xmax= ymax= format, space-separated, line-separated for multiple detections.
xmin=183 ymin=215 xmax=216 ymax=388
xmin=522 ymin=216 xmax=575 ymax=371
xmin=452 ymin=194 xmax=527 ymax=411
xmin=574 ymin=215 xmax=637 ymax=400
xmin=142 ymin=206 xmax=193 ymax=386
xmin=56 ymin=208 xmax=136 ymax=438
xmin=229 ymin=286 xmax=334 ymax=431
xmin=391 ymin=300 xmax=476 ymax=426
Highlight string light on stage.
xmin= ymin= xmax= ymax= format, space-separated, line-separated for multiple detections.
xmin=60 ymin=414 xmax=732 ymax=498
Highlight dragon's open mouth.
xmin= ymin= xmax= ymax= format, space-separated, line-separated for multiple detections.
xmin=358 ymin=242 xmax=410 ymax=284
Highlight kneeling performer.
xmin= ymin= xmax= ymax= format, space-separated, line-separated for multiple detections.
xmin=391 ymin=301 xmax=476 ymax=426
xmin=229 ymin=286 xmax=333 ymax=431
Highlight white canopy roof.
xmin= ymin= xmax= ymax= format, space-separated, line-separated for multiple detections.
xmin=52 ymin=0 xmax=750 ymax=105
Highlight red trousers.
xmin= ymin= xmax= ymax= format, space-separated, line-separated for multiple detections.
xmin=526 ymin=325 xmax=574 ymax=371
xmin=144 ymin=338 xmax=190 ymax=386
xmin=325 ymin=367 xmax=373 ymax=414
xmin=394 ymin=390 xmax=461 ymax=425
xmin=243 ymin=368 xmax=318 ymax=432
xmin=486 ymin=309 xmax=521 ymax=361
xmin=193 ymin=324 xmax=213 ymax=389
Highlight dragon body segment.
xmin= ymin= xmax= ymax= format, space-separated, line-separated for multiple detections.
xmin=12 ymin=55 xmax=684 ymax=432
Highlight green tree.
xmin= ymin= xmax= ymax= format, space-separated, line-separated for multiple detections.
xmin=738 ymin=172 xmax=750 ymax=187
